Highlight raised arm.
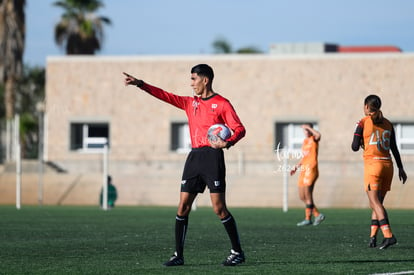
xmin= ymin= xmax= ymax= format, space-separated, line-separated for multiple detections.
xmin=123 ymin=72 xmax=187 ymax=110
xmin=302 ymin=124 xmax=321 ymax=142
xmin=123 ymin=72 xmax=144 ymax=87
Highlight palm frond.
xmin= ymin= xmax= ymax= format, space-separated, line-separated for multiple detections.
xmin=53 ymin=0 xmax=110 ymax=55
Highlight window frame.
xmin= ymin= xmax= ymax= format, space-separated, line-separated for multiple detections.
xmin=274 ymin=121 xmax=319 ymax=152
xmin=69 ymin=121 xmax=110 ymax=153
xmin=394 ymin=122 xmax=414 ymax=154
xmin=170 ymin=121 xmax=191 ymax=153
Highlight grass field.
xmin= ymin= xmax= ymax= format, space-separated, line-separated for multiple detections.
xmin=1 ymin=206 xmax=414 ymax=275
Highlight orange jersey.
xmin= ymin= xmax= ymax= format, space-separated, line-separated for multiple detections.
xmin=358 ymin=116 xmax=393 ymax=162
xmin=298 ymin=167 xmax=319 ymax=187
xmin=301 ymin=136 xmax=319 ymax=169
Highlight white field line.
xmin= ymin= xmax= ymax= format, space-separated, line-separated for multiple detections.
xmin=370 ymin=271 xmax=414 ymax=275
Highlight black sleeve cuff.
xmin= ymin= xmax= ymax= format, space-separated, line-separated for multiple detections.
xmin=225 ymin=141 xmax=234 ymax=149
xmin=136 ymin=80 xmax=144 ymax=88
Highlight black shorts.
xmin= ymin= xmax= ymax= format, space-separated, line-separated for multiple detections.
xmin=181 ymin=147 xmax=226 ymax=194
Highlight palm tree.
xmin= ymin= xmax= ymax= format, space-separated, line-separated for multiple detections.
xmin=212 ymin=37 xmax=262 ymax=54
xmin=0 ymin=0 xmax=26 ymax=120
xmin=212 ymin=38 xmax=233 ymax=54
xmin=53 ymin=0 xmax=111 ymax=54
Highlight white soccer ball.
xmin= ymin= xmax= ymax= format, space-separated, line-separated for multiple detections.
xmin=207 ymin=124 xmax=231 ymax=142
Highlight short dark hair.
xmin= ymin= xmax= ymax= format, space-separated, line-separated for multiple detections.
xmin=191 ymin=64 xmax=214 ymax=82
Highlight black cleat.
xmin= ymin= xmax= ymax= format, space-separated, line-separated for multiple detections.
xmin=163 ymin=252 xmax=184 ymax=266
xmin=222 ymin=249 xmax=245 ymax=266
xmin=379 ymin=235 xmax=397 ymax=250
xmin=369 ymin=236 xmax=377 ymax=248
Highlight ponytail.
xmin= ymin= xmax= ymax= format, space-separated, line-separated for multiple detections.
xmin=371 ymin=110 xmax=384 ymax=125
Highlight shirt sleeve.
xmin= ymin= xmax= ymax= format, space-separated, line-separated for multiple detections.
xmin=221 ymin=100 xmax=246 ymax=146
xmin=140 ymin=82 xmax=188 ymax=110
xmin=390 ymin=127 xmax=404 ymax=169
xmin=352 ymin=120 xmax=363 ymax=151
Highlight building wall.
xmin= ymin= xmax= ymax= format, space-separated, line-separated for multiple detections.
xmin=23 ymin=53 xmax=414 ymax=207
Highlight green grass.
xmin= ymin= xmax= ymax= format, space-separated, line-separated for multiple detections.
xmin=1 ymin=206 xmax=414 ymax=274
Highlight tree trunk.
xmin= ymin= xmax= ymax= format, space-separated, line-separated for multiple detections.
xmin=5 ymin=76 xmax=15 ymax=119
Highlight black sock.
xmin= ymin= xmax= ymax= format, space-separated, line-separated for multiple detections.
xmin=221 ymin=213 xmax=242 ymax=253
xmin=379 ymin=218 xmax=390 ymax=227
xmin=175 ymin=215 xmax=188 ymax=257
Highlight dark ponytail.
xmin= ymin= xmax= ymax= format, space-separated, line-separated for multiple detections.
xmin=364 ymin=94 xmax=384 ymax=125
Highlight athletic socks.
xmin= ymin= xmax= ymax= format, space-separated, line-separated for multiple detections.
xmin=305 ymin=205 xmax=312 ymax=220
xmin=379 ymin=218 xmax=393 ymax=238
xmin=312 ymin=207 xmax=320 ymax=218
xmin=370 ymin=219 xmax=379 ymax=238
xmin=221 ymin=214 xmax=242 ymax=253
xmin=175 ymin=215 xmax=188 ymax=257
xmin=305 ymin=203 xmax=321 ymax=220
xmin=174 ymin=213 xmax=243 ymax=257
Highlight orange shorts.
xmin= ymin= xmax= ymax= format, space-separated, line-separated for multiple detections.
xmin=364 ymin=160 xmax=393 ymax=192
xmin=298 ymin=166 xmax=318 ymax=187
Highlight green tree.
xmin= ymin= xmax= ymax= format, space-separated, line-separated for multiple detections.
xmin=0 ymin=65 xmax=45 ymax=158
xmin=15 ymin=66 xmax=45 ymax=115
xmin=0 ymin=83 xmax=4 ymax=119
xmin=236 ymin=46 xmax=262 ymax=54
xmin=212 ymin=38 xmax=233 ymax=54
xmin=54 ymin=0 xmax=111 ymax=54
xmin=0 ymin=0 xmax=26 ymax=120
xmin=15 ymin=65 xmax=45 ymax=158
xmin=212 ymin=37 xmax=263 ymax=54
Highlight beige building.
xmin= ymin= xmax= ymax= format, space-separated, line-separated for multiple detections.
xmin=1 ymin=53 xmax=413 ymax=208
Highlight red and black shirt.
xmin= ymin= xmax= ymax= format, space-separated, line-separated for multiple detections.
xmin=140 ymin=82 xmax=246 ymax=148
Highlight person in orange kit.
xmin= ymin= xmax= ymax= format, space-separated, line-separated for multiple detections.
xmin=290 ymin=123 xmax=325 ymax=226
xmin=352 ymin=94 xmax=407 ymax=249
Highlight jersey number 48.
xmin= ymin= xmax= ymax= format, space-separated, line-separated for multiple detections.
xmin=369 ymin=130 xmax=391 ymax=151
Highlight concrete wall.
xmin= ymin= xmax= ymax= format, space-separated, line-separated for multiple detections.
xmin=1 ymin=53 xmax=413 ymax=208
xmin=1 ymin=160 xmax=413 ymax=209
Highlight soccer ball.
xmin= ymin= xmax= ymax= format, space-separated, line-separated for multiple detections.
xmin=207 ymin=124 xmax=231 ymax=142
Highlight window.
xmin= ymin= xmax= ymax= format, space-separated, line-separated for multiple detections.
xmin=171 ymin=122 xmax=191 ymax=153
xmin=275 ymin=122 xmax=318 ymax=151
xmin=70 ymin=122 xmax=109 ymax=152
xmin=394 ymin=122 xmax=414 ymax=154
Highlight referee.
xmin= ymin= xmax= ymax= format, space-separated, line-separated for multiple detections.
xmin=123 ymin=64 xmax=246 ymax=266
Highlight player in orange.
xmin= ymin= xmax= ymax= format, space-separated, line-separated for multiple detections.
xmin=290 ymin=124 xmax=325 ymax=226
xmin=352 ymin=94 xmax=407 ymax=249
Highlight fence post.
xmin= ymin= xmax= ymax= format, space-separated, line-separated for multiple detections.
xmin=15 ymin=115 xmax=21 ymax=210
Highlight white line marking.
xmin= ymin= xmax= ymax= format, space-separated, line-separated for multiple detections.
xmin=370 ymin=271 xmax=414 ymax=275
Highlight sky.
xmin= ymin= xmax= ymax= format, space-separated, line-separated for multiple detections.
xmin=24 ymin=0 xmax=414 ymax=67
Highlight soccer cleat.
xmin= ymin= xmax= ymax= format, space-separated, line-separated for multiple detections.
xmin=222 ymin=249 xmax=245 ymax=266
xmin=163 ymin=252 xmax=184 ymax=266
xmin=369 ymin=236 xmax=377 ymax=248
xmin=313 ymin=213 xmax=325 ymax=226
xmin=379 ymin=235 xmax=397 ymax=250
xmin=297 ymin=219 xmax=312 ymax=226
